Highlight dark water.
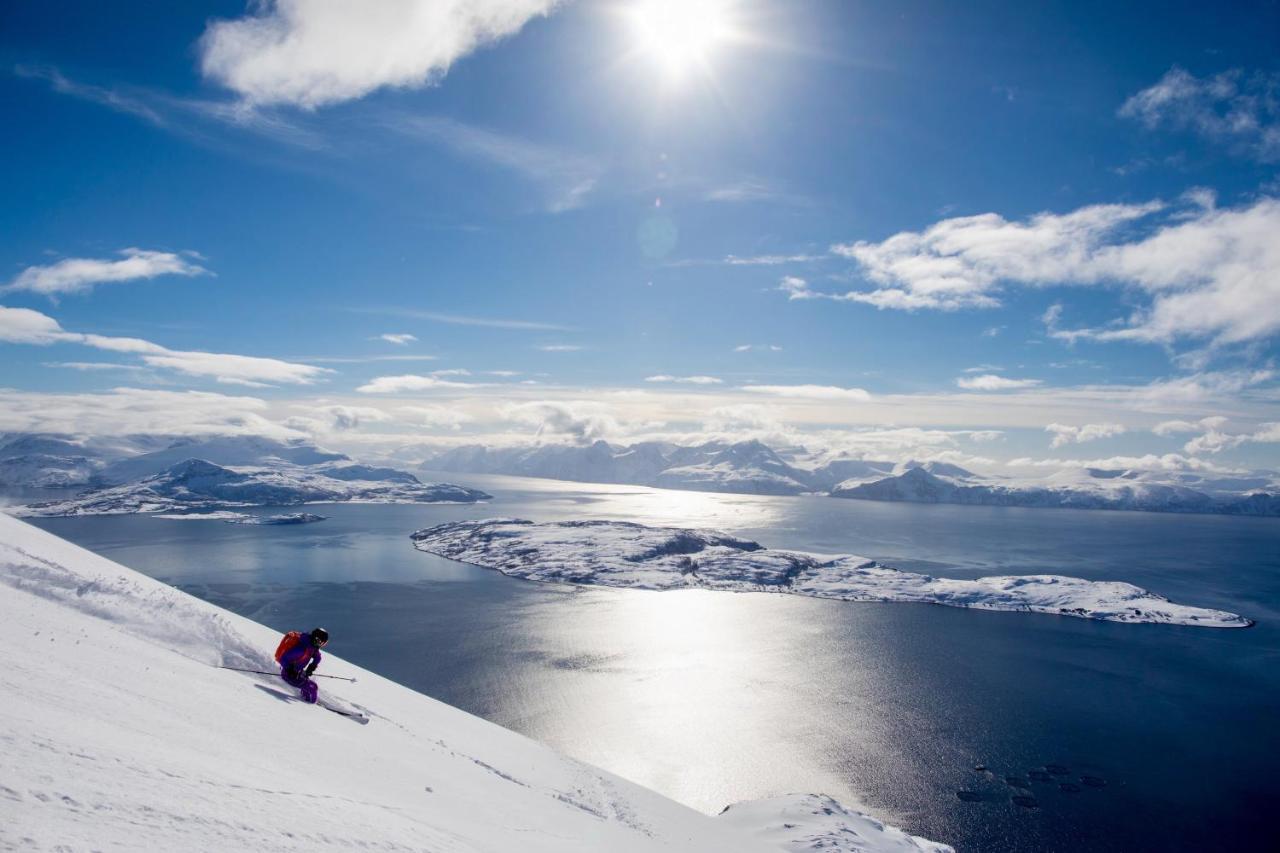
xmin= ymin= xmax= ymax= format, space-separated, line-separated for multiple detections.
xmin=18 ymin=474 xmax=1280 ymax=852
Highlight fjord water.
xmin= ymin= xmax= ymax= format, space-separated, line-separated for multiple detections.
xmin=23 ymin=473 xmax=1280 ymax=852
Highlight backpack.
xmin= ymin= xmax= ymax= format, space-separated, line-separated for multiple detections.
xmin=274 ymin=631 xmax=304 ymax=663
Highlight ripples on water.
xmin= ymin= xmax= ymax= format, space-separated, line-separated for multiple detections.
xmin=24 ymin=472 xmax=1280 ymax=852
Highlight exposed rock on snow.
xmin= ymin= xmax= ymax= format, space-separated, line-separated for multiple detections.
xmin=14 ymin=458 xmax=490 ymax=517
xmin=0 ymin=511 xmax=952 ymax=852
xmin=410 ymin=519 xmax=1253 ymax=628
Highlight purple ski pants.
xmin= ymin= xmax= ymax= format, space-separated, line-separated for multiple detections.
xmin=281 ymin=665 xmax=318 ymax=703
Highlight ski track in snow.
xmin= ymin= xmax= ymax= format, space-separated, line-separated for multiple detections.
xmin=410 ymin=518 xmax=1253 ymax=628
xmin=0 ymin=511 xmax=952 ymax=852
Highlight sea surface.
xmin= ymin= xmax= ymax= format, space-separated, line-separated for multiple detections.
xmin=18 ymin=473 xmax=1280 ymax=852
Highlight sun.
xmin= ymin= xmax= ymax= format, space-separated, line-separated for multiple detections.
xmin=626 ymin=0 xmax=736 ymax=81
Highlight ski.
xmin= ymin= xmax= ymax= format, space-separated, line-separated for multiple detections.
xmin=319 ymin=704 xmax=370 ymax=724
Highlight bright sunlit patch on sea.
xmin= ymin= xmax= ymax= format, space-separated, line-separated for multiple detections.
xmin=511 ymin=586 xmax=895 ymax=815
xmin=456 ymin=472 xmax=789 ymax=532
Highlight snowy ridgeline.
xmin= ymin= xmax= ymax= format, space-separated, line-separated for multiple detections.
xmin=422 ymin=439 xmax=1280 ymax=516
xmin=0 ymin=511 xmax=951 ymax=853
xmin=13 ymin=458 xmax=490 ymax=517
xmin=411 ymin=519 xmax=1253 ymax=628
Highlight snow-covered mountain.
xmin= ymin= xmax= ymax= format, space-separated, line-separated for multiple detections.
xmin=15 ymin=458 xmax=490 ymax=517
xmin=832 ymin=464 xmax=1280 ymax=515
xmin=425 ymin=439 xmax=818 ymax=494
xmin=0 ymin=511 xmax=951 ymax=852
xmin=94 ymin=435 xmax=350 ymax=485
xmin=0 ymin=434 xmax=109 ymax=488
xmin=654 ymin=440 xmax=815 ymax=495
xmin=423 ymin=439 xmax=1280 ymax=516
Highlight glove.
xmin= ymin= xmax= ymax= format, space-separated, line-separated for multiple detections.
xmin=305 ymin=664 xmax=317 ymax=677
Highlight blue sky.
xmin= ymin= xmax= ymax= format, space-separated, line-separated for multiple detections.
xmin=2 ymin=0 xmax=1279 ymax=472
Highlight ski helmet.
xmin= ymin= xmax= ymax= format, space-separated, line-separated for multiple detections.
xmin=311 ymin=627 xmax=330 ymax=646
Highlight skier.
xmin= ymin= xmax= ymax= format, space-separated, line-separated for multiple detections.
xmin=275 ymin=627 xmax=329 ymax=703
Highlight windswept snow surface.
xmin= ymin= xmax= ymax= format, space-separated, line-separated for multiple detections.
xmin=0 ymin=512 xmax=951 ymax=852
xmin=13 ymin=458 xmax=490 ymax=517
xmin=411 ymin=519 xmax=1253 ymax=628
xmin=721 ymin=795 xmax=951 ymax=853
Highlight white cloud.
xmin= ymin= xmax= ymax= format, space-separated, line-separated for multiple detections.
xmin=5 ymin=249 xmax=208 ymax=297
xmin=308 ymin=404 xmax=392 ymax=431
xmin=390 ymin=115 xmax=599 ymax=212
xmin=740 ymin=384 xmax=871 ymax=401
xmin=1008 ymin=453 xmax=1238 ymax=474
xmin=537 ymin=344 xmax=583 ymax=352
xmin=1120 ymin=67 xmax=1280 ymax=161
xmin=0 ymin=388 xmax=305 ymax=441
xmin=825 ymin=197 xmax=1280 ymax=346
xmin=734 ymin=344 xmax=783 ymax=352
xmin=725 ymin=253 xmax=822 ymax=265
xmin=500 ymin=401 xmax=618 ymax=443
xmin=956 ymin=374 xmax=1043 ymax=391
xmin=385 ymin=310 xmax=572 ymax=331
xmin=1045 ymin=422 xmax=1126 ymax=448
xmin=398 ymin=404 xmax=472 ymax=431
xmin=137 ymin=350 xmax=330 ymax=386
xmin=42 ymin=361 xmax=152 ymax=373
xmin=778 ymin=275 xmax=811 ymax=298
xmin=963 ymin=364 xmax=1004 ymax=374
xmin=379 ymin=333 xmax=417 ymax=345
xmin=199 ymin=0 xmax=561 ymax=109
xmin=829 ymin=201 xmax=1161 ymax=311
xmin=1 ymin=305 xmax=329 ymax=386
xmin=0 ymin=305 xmax=71 ymax=344
xmin=1135 ymin=369 xmax=1273 ymax=405
xmin=1150 ymin=415 xmax=1280 ymax=455
xmin=356 ymin=374 xmax=479 ymax=394
xmin=1152 ymin=414 xmax=1218 ymax=435
xmin=967 ymin=430 xmax=1004 ymax=442
xmin=15 ymin=64 xmax=324 ymax=149
xmin=644 ymin=375 xmax=723 ymax=385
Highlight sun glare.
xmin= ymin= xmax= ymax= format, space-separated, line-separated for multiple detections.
xmin=627 ymin=0 xmax=736 ymax=80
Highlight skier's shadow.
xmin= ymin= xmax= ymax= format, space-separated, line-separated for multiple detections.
xmin=254 ymin=683 xmax=299 ymax=703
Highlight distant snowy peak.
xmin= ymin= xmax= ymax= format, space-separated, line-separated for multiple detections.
xmin=16 ymin=458 xmax=490 ymax=517
xmin=0 ymin=433 xmax=105 ymax=487
xmin=832 ymin=466 xmax=1280 ymax=515
xmin=418 ymin=439 xmax=1280 ymax=517
xmin=95 ymin=435 xmax=350 ymax=485
xmin=411 ymin=518 xmax=1253 ymax=628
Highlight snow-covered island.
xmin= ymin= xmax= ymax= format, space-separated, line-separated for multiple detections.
xmin=411 ymin=519 xmax=1253 ymax=628
xmin=0 ymin=511 xmax=951 ymax=852
xmin=13 ymin=458 xmax=490 ymax=517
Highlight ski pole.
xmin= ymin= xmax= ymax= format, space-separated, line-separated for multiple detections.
xmin=217 ymin=665 xmax=357 ymax=682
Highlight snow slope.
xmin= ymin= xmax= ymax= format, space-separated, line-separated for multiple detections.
xmin=0 ymin=512 xmax=950 ymax=852
xmin=411 ymin=519 xmax=1252 ymax=628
